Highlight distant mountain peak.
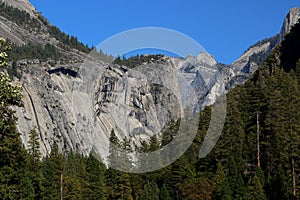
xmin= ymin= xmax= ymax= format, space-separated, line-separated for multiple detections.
xmin=231 ymin=7 xmax=300 ymax=75
xmin=196 ymin=52 xmax=217 ymax=66
xmin=279 ymin=7 xmax=300 ymax=41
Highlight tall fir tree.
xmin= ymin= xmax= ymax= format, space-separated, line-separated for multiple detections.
xmin=42 ymin=143 xmax=64 ymax=200
xmin=0 ymin=38 xmax=31 ymax=199
xmin=84 ymin=155 xmax=106 ymax=200
xmin=139 ymin=181 xmax=159 ymax=200
xmin=243 ymin=175 xmax=267 ymax=200
xmin=106 ymin=129 xmax=133 ymax=200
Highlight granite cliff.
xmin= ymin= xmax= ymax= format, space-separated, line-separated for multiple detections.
xmin=0 ymin=0 xmax=299 ymax=162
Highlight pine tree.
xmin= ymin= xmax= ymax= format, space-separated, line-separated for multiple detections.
xmin=215 ymin=91 xmax=245 ymax=164
xmin=28 ymin=129 xmax=41 ymax=165
xmin=214 ymin=162 xmax=232 ymax=200
xmin=179 ymin=177 xmax=215 ymax=200
xmin=119 ymin=136 xmax=133 ymax=171
xmin=63 ymin=176 xmax=83 ymax=200
xmin=107 ymin=129 xmax=120 ymax=169
xmin=42 ymin=143 xmax=64 ymax=200
xmin=84 ymin=155 xmax=106 ymax=200
xmin=19 ymin=170 xmax=35 ymax=200
xmin=108 ymin=172 xmax=133 ymax=200
xmin=140 ymin=181 xmax=159 ymax=200
xmin=262 ymin=69 xmax=300 ymax=198
xmin=165 ymin=155 xmax=189 ymax=199
xmin=106 ymin=130 xmax=133 ymax=200
xmin=149 ymin=135 xmax=160 ymax=151
xmin=0 ymin=38 xmax=30 ymax=199
xmin=160 ymin=184 xmax=172 ymax=200
xmin=243 ymin=175 xmax=267 ymax=200
xmin=26 ymin=130 xmax=45 ymax=200
xmin=228 ymin=156 xmax=245 ymax=199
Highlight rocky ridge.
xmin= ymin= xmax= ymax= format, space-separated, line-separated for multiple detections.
xmin=1 ymin=0 xmax=37 ymax=18
xmin=0 ymin=1 xmax=299 ymax=161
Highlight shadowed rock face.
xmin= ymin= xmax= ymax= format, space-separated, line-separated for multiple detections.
xmin=48 ymin=67 xmax=78 ymax=77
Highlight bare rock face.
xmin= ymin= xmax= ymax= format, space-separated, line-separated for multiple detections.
xmin=0 ymin=0 xmax=41 ymax=45
xmin=13 ymin=53 xmax=222 ymax=162
xmin=0 ymin=0 xmax=87 ymax=62
xmin=3 ymin=2 xmax=300 ymax=162
xmin=14 ymin=58 xmax=183 ymax=161
xmin=231 ymin=8 xmax=300 ymax=78
xmin=279 ymin=8 xmax=300 ymax=42
xmin=1 ymin=0 xmax=37 ymax=18
xmin=15 ymin=61 xmax=95 ymax=156
xmin=196 ymin=52 xmax=217 ymax=66
xmin=231 ymin=40 xmax=272 ymax=74
xmin=94 ymin=62 xmax=181 ymax=139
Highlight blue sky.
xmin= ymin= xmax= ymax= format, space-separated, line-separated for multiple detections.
xmin=29 ymin=0 xmax=300 ymax=64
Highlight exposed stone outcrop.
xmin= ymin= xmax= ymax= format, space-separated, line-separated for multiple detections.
xmin=1 ymin=1 xmax=299 ymax=163
xmin=9 ymin=51 xmax=232 ymax=162
xmin=231 ymin=8 xmax=300 ymax=78
xmin=279 ymin=8 xmax=300 ymax=42
xmin=1 ymin=0 xmax=38 ymax=18
xmin=13 ymin=58 xmax=182 ymax=163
